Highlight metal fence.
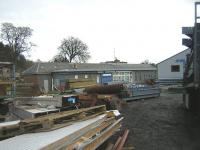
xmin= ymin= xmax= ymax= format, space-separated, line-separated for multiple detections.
xmin=123 ymin=84 xmax=160 ymax=101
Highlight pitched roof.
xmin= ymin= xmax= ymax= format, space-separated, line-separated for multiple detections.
xmin=22 ymin=62 xmax=156 ymax=75
xmin=157 ymin=49 xmax=191 ymax=65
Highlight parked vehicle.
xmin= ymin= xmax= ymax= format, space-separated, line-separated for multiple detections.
xmin=182 ymin=2 xmax=200 ymax=113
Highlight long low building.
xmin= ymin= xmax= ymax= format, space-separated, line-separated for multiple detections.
xmin=22 ymin=62 xmax=157 ymax=92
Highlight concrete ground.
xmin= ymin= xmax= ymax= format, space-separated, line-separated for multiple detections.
xmin=108 ymin=92 xmax=200 ymax=150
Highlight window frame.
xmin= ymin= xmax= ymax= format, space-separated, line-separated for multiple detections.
xmin=171 ymin=65 xmax=180 ymax=72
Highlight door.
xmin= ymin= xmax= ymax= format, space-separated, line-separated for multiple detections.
xmin=101 ymin=73 xmax=112 ymax=84
xmin=44 ymin=80 xmax=49 ymax=92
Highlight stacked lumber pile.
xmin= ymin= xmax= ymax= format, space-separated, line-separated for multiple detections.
xmin=16 ymin=82 xmax=41 ymax=97
xmin=68 ymin=79 xmax=97 ymax=89
xmin=106 ymin=129 xmax=132 ymax=150
xmin=0 ymin=105 xmax=123 ymax=150
xmin=84 ymin=84 xmax=125 ymax=94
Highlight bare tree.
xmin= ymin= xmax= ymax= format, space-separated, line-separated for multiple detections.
xmin=53 ymin=36 xmax=90 ymax=63
xmin=141 ymin=59 xmax=156 ymax=67
xmin=141 ymin=59 xmax=150 ymax=64
xmin=0 ymin=23 xmax=34 ymax=62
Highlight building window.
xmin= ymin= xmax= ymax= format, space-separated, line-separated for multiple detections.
xmin=171 ymin=65 xmax=180 ymax=72
xmin=54 ymin=79 xmax=60 ymax=87
xmin=113 ymin=71 xmax=131 ymax=82
xmin=75 ymin=75 xmax=78 ymax=79
xmin=85 ymin=75 xmax=88 ymax=79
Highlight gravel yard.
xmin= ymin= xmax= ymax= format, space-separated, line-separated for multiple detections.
xmin=108 ymin=93 xmax=200 ymax=150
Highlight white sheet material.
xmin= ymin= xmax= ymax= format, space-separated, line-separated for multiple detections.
xmin=107 ymin=110 xmax=121 ymax=116
xmin=113 ymin=110 xmax=120 ymax=116
xmin=0 ymin=120 xmax=20 ymax=127
xmin=35 ymin=95 xmax=54 ymax=98
xmin=25 ymin=108 xmax=58 ymax=114
xmin=0 ymin=114 xmax=105 ymax=150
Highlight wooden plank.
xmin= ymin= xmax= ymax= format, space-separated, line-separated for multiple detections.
xmin=0 ymin=124 xmax=20 ymax=140
xmin=0 ymin=81 xmax=14 ymax=85
xmin=78 ymin=117 xmax=123 ymax=150
xmin=105 ymin=143 xmax=114 ymax=150
xmin=68 ymin=79 xmax=97 ymax=89
xmin=40 ymin=115 xmax=108 ymax=150
xmin=20 ymin=105 xmax=106 ymax=130
xmin=22 ymin=105 xmax=106 ymax=123
xmin=35 ymin=111 xmax=105 ymax=132
xmin=116 ymin=129 xmax=130 ymax=150
xmin=112 ymin=136 xmax=122 ymax=150
xmin=65 ymin=117 xmax=115 ymax=150
xmin=0 ymin=105 xmax=106 ymax=139
xmin=122 ymin=147 xmax=135 ymax=150
xmin=0 ymin=114 xmax=108 ymax=150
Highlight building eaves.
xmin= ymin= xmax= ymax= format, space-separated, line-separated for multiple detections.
xmin=53 ymin=64 xmax=156 ymax=73
xmin=23 ymin=62 xmax=157 ymax=75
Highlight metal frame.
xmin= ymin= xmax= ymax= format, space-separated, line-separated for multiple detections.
xmin=194 ymin=2 xmax=200 ymax=87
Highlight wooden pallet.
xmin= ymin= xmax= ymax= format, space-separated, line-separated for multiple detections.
xmin=0 ymin=105 xmax=106 ymax=139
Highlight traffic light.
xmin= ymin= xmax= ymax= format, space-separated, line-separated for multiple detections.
xmin=182 ymin=27 xmax=193 ymax=49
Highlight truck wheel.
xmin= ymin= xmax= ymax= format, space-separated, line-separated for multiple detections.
xmin=183 ymin=93 xmax=191 ymax=110
xmin=184 ymin=89 xmax=199 ymax=113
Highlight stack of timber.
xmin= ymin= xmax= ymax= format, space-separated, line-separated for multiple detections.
xmin=106 ymin=129 xmax=132 ymax=150
xmin=67 ymin=79 xmax=97 ymax=89
xmin=0 ymin=105 xmax=123 ymax=150
xmin=79 ymin=84 xmax=128 ymax=110
xmin=16 ymin=82 xmax=42 ymax=97
xmin=84 ymin=84 xmax=125 ymax=95
xmin=78 ymin=94 xmax=122 ymax=110
xmin=0 ymin=81 xmax=14 ymax=100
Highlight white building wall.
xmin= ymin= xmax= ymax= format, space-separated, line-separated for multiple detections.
xmin=157 ymin=49 xmax=190 ymax=80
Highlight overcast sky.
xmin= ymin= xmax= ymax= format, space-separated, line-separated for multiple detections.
xmin=0 ymin=0 xmax=197 ymax=64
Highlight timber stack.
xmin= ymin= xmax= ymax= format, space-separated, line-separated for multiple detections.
xmin=0 ymin=105 xmax=125 ymax=150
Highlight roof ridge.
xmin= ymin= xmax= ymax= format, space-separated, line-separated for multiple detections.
xmin=157 ymin=49 xmax=190 ymax=65
xmin=23 ymin=62 xmax=157 ymax=75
